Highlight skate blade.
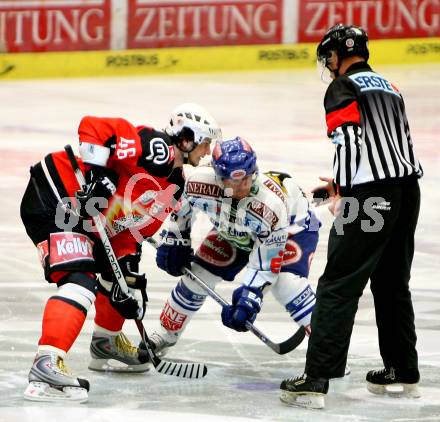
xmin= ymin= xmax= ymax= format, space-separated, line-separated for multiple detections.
xmin=88 ymin=358 xmax=151 ymax=373
xmin=280 ymin=391 xmax=325 ymax=409
xmin=367 ymin=382 xmax=421 ymax=398
xmin=24 ymin=381 xmax=88 ymax=403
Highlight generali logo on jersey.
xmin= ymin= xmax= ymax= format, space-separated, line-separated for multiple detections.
xmin=127 ymin=0 xmax=282 ymax=48
xmin=248 ymin=199 xmax=279 ymax=230
xmin=0 ymin=0 xmax=110 ymax=53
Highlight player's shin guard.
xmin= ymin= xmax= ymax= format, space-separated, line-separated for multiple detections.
xmin=94 ymin=283 xmax=125 ymax=332
xmin=152 ymin=263 xmax=221 ymax=353
xmin=39 ymin=274 xmax=97 ymax=353
xmin=271 ymin=273 xmax=315 ymax=335
xmin=26 ymin=273 xmax=96 ymax=402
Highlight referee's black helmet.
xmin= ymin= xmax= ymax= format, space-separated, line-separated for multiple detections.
xmin=317 ymin=24 xmax=369 ymax=67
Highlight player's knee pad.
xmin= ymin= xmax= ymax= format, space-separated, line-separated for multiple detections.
xmin=56 ymin=272 xmax=97 ymax=314
xmin=58 ymin=271 xmax=97 ymax=292
xmin=271 ymin=272 xmax=316 ymax=328
xmin=36 ymin=232 xmax=95 ymax=283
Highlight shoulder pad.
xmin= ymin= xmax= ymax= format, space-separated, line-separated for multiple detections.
xmin=325 ymin=76 xmax=358 ymax=114
xmin=137 ymin=128 xmax=174 ymax=177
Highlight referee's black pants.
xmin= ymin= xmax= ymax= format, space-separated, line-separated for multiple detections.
xmin=305 ymin=177 xmax=420 ymax=379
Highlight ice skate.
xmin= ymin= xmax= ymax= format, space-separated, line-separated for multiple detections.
xmin=279 ymin=373 xmax=329 ymax=409
xmin=139 ymin=330 xmax=177 ymax=357
xmin=24 ymin=352 xmax=89 ymax=403
xmin=366 ymin=367 xmax=421 ymax=398
xmin=89 ymin=331 xmax=151 ymax=373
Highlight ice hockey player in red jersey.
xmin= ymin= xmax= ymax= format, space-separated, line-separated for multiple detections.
xmin=20 ymin=103 xmax=221 ymax=402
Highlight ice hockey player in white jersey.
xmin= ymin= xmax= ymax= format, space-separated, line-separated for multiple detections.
xmin=148 ymin=136 xmax=320 ymax=353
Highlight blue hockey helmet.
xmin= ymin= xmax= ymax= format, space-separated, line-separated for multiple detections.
xmin=212 ymin=137 xmax=257 ymax=180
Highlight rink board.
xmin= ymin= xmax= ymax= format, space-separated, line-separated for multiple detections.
xmin=0 ymin=37 xmax=440 ymax=80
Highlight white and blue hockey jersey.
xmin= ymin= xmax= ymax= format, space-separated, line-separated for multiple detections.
xmin=164 ymin=166 xmax=320 ymax=290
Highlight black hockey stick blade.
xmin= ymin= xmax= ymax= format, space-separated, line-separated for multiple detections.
xmin=135 ymin=320 xmax=207 ymax=379
xmin=246 ymin=322 xmax=306 ymax=355
xmin=275 ymin=325 xmax=306 ymax=355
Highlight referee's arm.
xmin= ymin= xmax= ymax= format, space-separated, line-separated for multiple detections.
xmin=324 ymin=77 xmax=362 ymax=192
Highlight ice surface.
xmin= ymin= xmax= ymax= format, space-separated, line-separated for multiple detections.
xmin=0 ymin=65 xmax=439 ymax=421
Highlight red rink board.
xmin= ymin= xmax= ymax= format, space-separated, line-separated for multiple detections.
xmin=126 ymin=0 xmax=283 ymax=48
xmin=0 ymin=0 xmax=111 ymax=52
xmin=298 ymin=0 xmax=440 ymax=42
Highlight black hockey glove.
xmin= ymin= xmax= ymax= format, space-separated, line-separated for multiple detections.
xmin=312 ymin=188 xmax=330 ymax=203
xmin=75 ymin=165 xmax=119 ymax=217
xmin=104 ymin=252 xmax=148 ymax=319
xmin=118 ymin=253 xmax=147 ymax=289
xmin=110 ymin=283 xmax=145 ymax=320
xmin=311 ymin=177 xmax=337 ymax=206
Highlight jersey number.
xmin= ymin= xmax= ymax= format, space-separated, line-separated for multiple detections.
xmin=116 ymin=138 xmax=136 ymax=160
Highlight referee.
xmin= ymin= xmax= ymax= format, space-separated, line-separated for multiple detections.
xmin=280 ymin=24 xmax=423 ymax=409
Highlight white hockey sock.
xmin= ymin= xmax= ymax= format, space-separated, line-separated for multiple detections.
xmin=158 ymin=263 xmax=221 ymax=342
xmin=159 ymin=279 xmax=207 ymax=342
xmin=37 ymin=345 xmax=67 ymax=358
xmin=271 ymin=273 xmax=316 ymax=331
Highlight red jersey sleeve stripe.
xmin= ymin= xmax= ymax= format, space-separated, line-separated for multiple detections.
xmin=326 ymin=100 xmax=360 ymax=135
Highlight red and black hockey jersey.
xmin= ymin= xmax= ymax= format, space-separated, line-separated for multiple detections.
xmin=32 ymin=116 xmax=181 ymax=258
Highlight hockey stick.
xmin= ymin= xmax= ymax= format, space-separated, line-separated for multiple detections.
xmin=146 ymin=237 xmax=306 ymax=355
xmin=64 ymin=144 xmax=207 ymax=379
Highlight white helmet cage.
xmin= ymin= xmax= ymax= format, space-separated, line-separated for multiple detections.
xmin=167 ymin=103 xmax=222 ymax=149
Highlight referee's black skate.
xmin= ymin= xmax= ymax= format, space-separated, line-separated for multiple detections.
xmin=366 ymin=367 xmax=421 ymax=398
xmin=279 ymin=374 xmax=329 ymax=409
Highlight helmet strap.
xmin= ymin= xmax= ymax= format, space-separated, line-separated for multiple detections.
xmin=326 ymin=51 xmax=341 ymax=78
xmin=174 ymin=134 xmax=197 ymax=154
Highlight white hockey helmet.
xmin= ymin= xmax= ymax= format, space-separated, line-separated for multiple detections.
xmin=166 ymin=103 xmax=222 ymax=151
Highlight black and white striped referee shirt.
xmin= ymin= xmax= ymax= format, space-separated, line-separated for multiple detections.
xmin=324 ymin=62 xmax=423 ymax=193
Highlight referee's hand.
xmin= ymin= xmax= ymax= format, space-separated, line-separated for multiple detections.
xmin=311 ymin=176 xmax=337 ymax=206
